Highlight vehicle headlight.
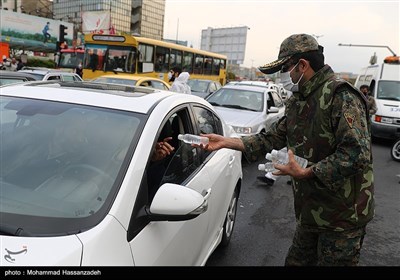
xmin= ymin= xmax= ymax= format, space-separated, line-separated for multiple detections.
xmin=233 ymin=126 xmax=252 ymax=134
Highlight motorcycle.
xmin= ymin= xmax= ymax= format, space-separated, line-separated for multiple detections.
xmin=391 ymin=138 xmax=400 ymax=162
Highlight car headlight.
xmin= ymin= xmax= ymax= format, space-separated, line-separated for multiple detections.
xmin=233 ymin=126 xmax=252 ymax=134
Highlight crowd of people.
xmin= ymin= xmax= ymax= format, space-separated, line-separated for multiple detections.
xmin=1 ymin=55 xmax=24 ymax=71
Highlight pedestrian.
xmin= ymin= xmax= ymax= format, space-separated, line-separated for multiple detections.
xmin=16 ymin=58 xmax=24 ymax=71
xmin=1 ymin=55 xmax=11 ymax=70
xmin=197 ymin=34 xmax=374 ymax=266
xmin=10 ymin=57 xmax=18 ymax=71
xmin=168 ymin=66 xmax=182 ymax=83
xmin=359 ymin=84 xmax=377 ymax=115
xmin=74 ymin=61 xmax=83 ymax=78
xmin=170 ymin=71 xmax=191 ymax=94
xmin=42 ymin=22 xmax=51 ymax=43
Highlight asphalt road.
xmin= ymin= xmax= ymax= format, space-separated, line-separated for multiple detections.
xmin=206 ymin=138 xmax=400 ymax=266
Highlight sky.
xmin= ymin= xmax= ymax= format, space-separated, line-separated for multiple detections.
xmin=163 ymin=0 xmax=400 ymax=74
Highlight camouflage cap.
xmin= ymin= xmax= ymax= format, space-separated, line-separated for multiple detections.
xmin=259 ymin=34 xmax=320 ymax=74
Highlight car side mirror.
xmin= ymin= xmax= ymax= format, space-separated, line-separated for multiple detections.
xmin=268 ymin=106 xmax=279 ymax=114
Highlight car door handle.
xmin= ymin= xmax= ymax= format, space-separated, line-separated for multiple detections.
xmin=228 ymin=155 xmax=235 ymax=167
xmin=202 ymin=188 xmax=212 ymax=200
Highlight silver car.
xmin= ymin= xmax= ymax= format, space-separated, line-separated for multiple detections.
xmin=206 ymin=84 xmax=285 ymax=136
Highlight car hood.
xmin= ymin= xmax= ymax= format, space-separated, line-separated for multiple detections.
xmin=0 ymin=235 xmax=82 ymax=266
xmin=214 ymin=107 xmax=261 ymax=127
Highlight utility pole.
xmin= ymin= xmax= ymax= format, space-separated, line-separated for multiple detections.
xmin=338 ymin=43 xmax=397 ymax=56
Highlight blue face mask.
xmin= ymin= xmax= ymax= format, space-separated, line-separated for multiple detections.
xmin=280 ymin=61 xmax=304 ymax=92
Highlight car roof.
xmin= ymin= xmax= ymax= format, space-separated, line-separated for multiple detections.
xmin=221 ymin=83 xmax=271 ymax=93
xmin=229 ymin=81 xmax=275 ymax=88
xmin=0 ymin=81 xmax=206 ymax=114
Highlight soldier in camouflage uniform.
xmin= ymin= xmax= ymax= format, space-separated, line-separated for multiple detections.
xmin=199 ymin=34 xmax=374 ymax=266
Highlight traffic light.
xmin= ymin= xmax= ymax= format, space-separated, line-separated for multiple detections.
xmin=59 ymin=24 xmax=68 ymax=44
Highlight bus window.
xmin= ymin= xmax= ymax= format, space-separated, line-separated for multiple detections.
xmin=213 ymin=58 xmax=220 ymax=75
xmin=183 ymin=52 xmax=193 ymax=73
xmin=155 ymin=46 xmax=169 ymax=72
xmin=138 ymin=44 xmax=154 ymax=73
xmin=194 ymin=54 xmax=204 ymax=74
xmin=204 ymin=57 xmax=212 ymax=75
xmin=170 ymin=49 xmax=182 ymax=70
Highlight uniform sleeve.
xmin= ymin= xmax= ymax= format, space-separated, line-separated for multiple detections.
xmin=312 ymin=88 xmax=371 ymax=192
xmin=241 ymin=116 xmax=287 ymax=162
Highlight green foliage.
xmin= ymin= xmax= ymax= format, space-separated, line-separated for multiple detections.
xmin=227 ymin=71 xmax=236 ymax=80
xmin=26 ymin=57 xmax=56 ymax=68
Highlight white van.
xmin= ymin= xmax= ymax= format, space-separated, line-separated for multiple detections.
xmin=355 ymin=56 xmax=400 ymax=139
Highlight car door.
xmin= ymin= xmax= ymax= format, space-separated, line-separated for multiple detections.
xmin=191 ymin=105 xmax=240 ymax=254
xmin=128 ymin=106 xmax=212 ymax=266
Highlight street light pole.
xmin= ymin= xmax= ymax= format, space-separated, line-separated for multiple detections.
xmin=338 ymin=43 xmax=397 ymax=56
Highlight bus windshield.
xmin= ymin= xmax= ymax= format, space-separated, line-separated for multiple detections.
xmin=59 ymin=49 xmax=84 ymax=69
xmin=83 ymin=44 xmax=136 ymax=75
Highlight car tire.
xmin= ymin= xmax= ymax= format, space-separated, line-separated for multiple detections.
xmin=391 ymin=138 xmax=400 ymax=162
xmin=220 ymin=186 xmax=239 ymax=248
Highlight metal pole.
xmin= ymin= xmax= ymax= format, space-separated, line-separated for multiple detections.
xmin=338 ymin=43 xmax=397 ymax=56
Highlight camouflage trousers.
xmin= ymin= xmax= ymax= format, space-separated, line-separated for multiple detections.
xmin=285 ymin=225 xmax=366 ymax=266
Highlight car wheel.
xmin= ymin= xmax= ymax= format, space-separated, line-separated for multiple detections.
xmin=220 ymin=186 xmax=239 ymax=248
xmin=391 ymin=138 xmax=400 ymax=162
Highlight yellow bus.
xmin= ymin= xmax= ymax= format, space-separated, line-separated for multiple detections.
xmin=82 ymin=34 xmax=227 ymax=85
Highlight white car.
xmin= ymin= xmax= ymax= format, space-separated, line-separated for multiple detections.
xmin=206 ymin=84 xmax=285 ymax=137
xmin=0 ymin=81 xmax=242 ymax=266
xmin=18 ymin=67 xmax=83 ymax=82
xmin=228 ymin=80 xmax=292 ymax=101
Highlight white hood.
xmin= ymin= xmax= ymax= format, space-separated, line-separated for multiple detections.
xmin=1 ymin=235 xmax=82 ymax=266
xmin=215 ymin=107 xmax=260 ymax=127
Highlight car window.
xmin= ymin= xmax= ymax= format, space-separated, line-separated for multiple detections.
xmin=46 ymin=75 xmax=61 ymax=81
xmin=271 ymin=91 xmax=284 ymax=107
xmin=146 ymin=108 xmax=203 ymax=201
xmin=192 ymin=105 xmax=223 ymax=159
xmin=0 ymin=97 xmax=142 ymax=221
xmin=62 ymin=75 xmax=75 ymax=82
xmin=151 ymin=80 xmax=169 ymax=90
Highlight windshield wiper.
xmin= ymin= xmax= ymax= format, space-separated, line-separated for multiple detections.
xmin=208 ymin=101 xmax=221 ymax=106
xmin=0 ymin=223 xmax=31 ymax=236
xmin=221 ymin=104 xmax=248 ymax=110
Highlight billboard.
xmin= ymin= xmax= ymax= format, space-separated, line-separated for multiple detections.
xmin=0 ymin=10 xmax=73 ymax=52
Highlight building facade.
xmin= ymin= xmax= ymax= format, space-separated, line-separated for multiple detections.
xmin=50 ymin=0 xmax=165 ymax=40
xmin=201 ymin=26 xmax=249 ymax=66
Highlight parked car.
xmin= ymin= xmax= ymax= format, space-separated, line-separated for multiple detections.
xmin=228 ymin=80 xmax=292 ymax=102
xmin=0 ymin=70 xmax=39 ymax=86
xmin=187 ymin=79 xmax=222 ymax=98
xmin=18 ymin=67 xmax=83 ymax=82
xmin=91 ymin=74 xmax=170 ymax=90
xmin=206 ymin=83 xmax=285 ymax=137
xmin=0 ymin=81 xmax=242 ymax=266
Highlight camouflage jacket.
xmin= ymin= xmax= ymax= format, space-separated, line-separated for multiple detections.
xmin=242 ymin=65 xmax=374 ymax=231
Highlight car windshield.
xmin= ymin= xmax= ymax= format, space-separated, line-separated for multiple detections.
xmin=377 ymin=81 xmax=400 ymax=101
xmin=0 ymin=97 xmax=143 ymax=235
xmin=187 ymin=80 xmax=209 ymax=93
xmin=92 ymin=77 xmax=138 ymax=86
xmin=207 ymin=88 xmax=264 ymax=112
